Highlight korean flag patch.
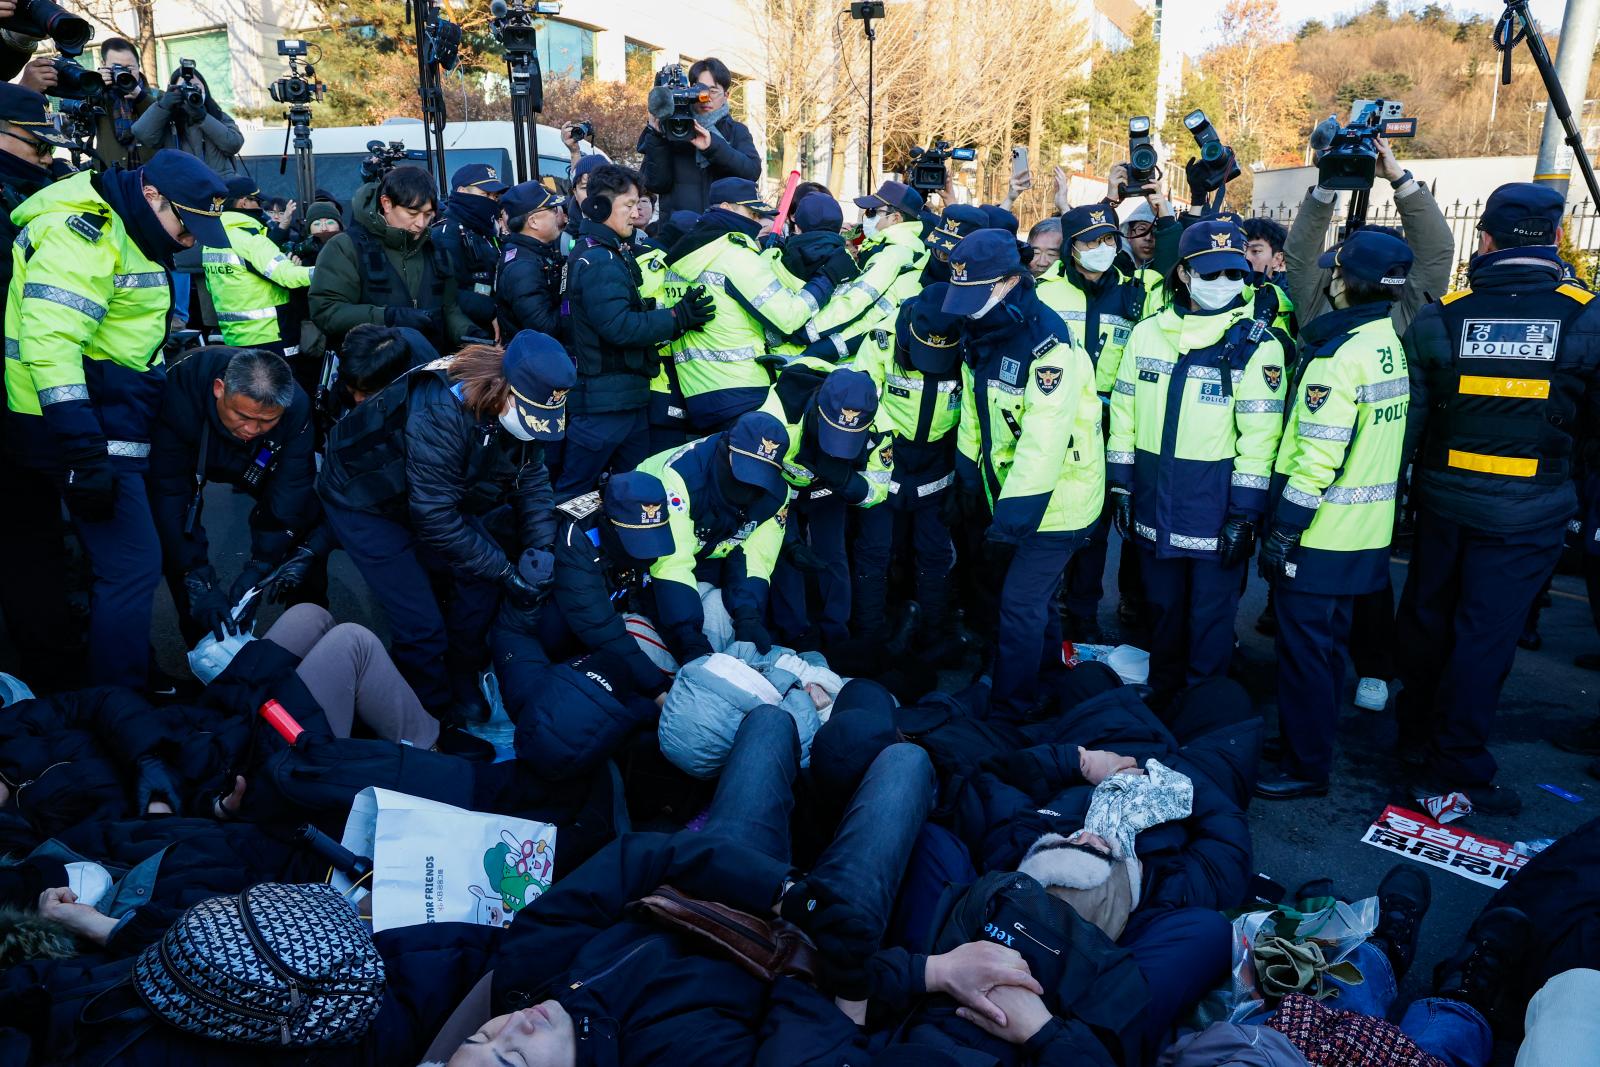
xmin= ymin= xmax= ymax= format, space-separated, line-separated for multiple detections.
xmin=1304 ymin=383 xmax=1331 ymax=413
xmin=1034 ymin=365 xmax=1062 ymax=395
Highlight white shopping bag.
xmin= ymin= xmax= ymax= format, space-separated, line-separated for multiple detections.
xmin=333 ymin=787 xmax=557 ymax=932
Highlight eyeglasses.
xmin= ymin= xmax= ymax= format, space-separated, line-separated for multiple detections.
xmin=1195 ymin=268 xmax=1246 ymax=281
xmin=0 ymin=129 xmax=52 ymax=161
xmin=1125 ymin=222 xmax=1155 ymax=239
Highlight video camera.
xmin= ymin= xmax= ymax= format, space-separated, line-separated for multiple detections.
xmin=490 ymin=0 xmax=558 ymax=52
xmin=269 ymin=39 xmax=323 ymax=107
xmin=360 ymin=139 xmax=428 ymax=184
xmin=1 ymin=0 xmax=90 ymax=57
xmin=649 ymin=64 xmax=707 ymax=143
xmin=1182 ymin=109 xmax=1240 ymax=198
xmin=1315 ymin=99 xmax=1417 ymax=191
xmin=907 ymin=140 xmax=976 ymax=198
xmin=1121 ymin=116 xmax=1159 ymax=199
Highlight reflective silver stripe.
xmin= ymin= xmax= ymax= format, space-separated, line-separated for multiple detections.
xmin=1283 ymin=485 xmax=1322 ymax=510
xmin=1170 ymin=533 xmax=1219 ymax=551
xmin=783 ymin=461 xmax=813 ymax=481
xmin=916 ymin=471 xmax=955 ymax=497
xmin=986 ymin=378 xmax=1024 ymax=397
xmin=23 ymin=283 xmax=106 ymax=321
xmin=1323 ymin=481 xmax=1398 ymax=505
xmin=674 ymin=344 xmax=760 ymax=365
xmin=3 ymin=338 xmax=18 ymax=360
xmin=1056 ymin=310 xmax=1087 ymax=322
xmin=694 ymin=271 xmax=728 ymax=289
xmin=37 ymin=383 xmax=90 ymax=405
xmin=889 ymin=480 xmax=901 ymax=494
xmin=1112 ymin=379 xmax=1136 ymax=396
xmin=840 ymin=278 xmax=883 ymax=305
xmin=829 ymin=335 xmax=848 ymax=360
xmin=1231 ymin=472 xmax=1270 ymax=490
xmin=885 ymin=373 xmax=959 ymax=393
xmin=797 ymin=286 xmax=820 ymax=315
xmin=666 ymin=405 xmax=686 ymax=419
xmin=1355 ymin=378 xmax=1409 ymax=403
xmin=1187 ymin=365 xmax=1246 ymax=383
xmin=1299 ymin=422 xmax=1352 ymax=442
xmin=114 ymin=271 xmax=167 ymax=289
xmin=808 ymin=486 xmax=833 ymax=499
xmin=1284 ymin=561 xmax=1298 ymax=578
xmin=1234 ymin=398 xmax=1283 ymax=413
xmin=748 ymin=280 xmax=785 ymax=309
xmin=201 ymin=251 xmax=243 ymax=267
xmin=264 ymin=255 xmax=294 ymax=281
xmin=1136 ymin=356 xmax=1175 ymax=376
xmin=13 ymin=229 xmax=29 ymax=256
xmin=218 ymin=307 xmax=279 ymax=321
xmin=283 ymin=345 xmax=300 ymax=357
xmin=107 ymin=440 xmax=151 ymax=458
xmin=804 ymin=320 xmax=821 ymax=342
xmin=1106 ymin=450 xmax=1136 ymax=465
xmin=1135 ymin=521 xmax=1158 ymax=541
xmin=865 ymin=470 xmax=892 ymax=485
xmin=1101 ymin=314 xmax=1133 ymax=328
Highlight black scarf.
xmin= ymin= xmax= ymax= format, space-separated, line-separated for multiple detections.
xmin=97 ymin=168 xmax=183 ymax=266
xmin=447 ymin=191 xmax=500 ymax=239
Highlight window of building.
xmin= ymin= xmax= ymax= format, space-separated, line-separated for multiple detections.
xmin=540 ymin=19 xmax=595 ymax=81
xmin=624 ymin=38 xmax=657 ymax=89
xmin=158 ymin=29 xmax=235 ymax=112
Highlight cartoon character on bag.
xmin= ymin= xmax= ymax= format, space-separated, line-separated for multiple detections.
xmin=481 ymin=830 xmax=553 ymax=915
xmin=467 ymin=884 xmax=510 ymax=928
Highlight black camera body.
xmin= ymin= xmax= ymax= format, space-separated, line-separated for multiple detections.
xmin=107 ymin=63 xmax=140 ymax=95
xmin=569 ymin=119 xmax=594 ymax=143
xmin=175 ymin=58 xmax=203 ymax=110
xmin=48 ymin=56 xmax=104 ymax=101
xmin=1182 ymin=109 xmax=1240 ymax=196
xmin=1121 ymin=116 xmax=1159 ymax=199
xmin=649 ymin=64 xmax=705 ymax=143
xmin=361 ymin=139 xmax=427 ymax=184
xmin=2 ymin=0 xmax=90 ymax=56
xmin=270 ymin=42 xmax=323 ymax=107
xmin=907 ymin=140 xmax=976 ymax=197
xmin=490 ymin=0 xmax=537 ymax=51
xmin=1316 ymin=99 xmax=1417 ymax=192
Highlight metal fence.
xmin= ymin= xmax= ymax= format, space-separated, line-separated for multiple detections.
xmin=1248 ymin=197 xmax=1600 ymax=289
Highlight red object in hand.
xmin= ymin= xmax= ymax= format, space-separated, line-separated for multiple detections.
xmin=259 ymin=699 xmax=304 ymax=745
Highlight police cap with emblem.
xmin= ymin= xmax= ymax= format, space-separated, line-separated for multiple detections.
xmin=1060 ymin=204 xmax=1120 ymax=246
xmin=141 ymin=149 xmax=229 ymax=250
xmin=814 ymin=368 xmax=879 ymax=460
xmin=941 ymin=228 xmax=1025 ymax=317
xmin=854 ymin=180 xmax=923 ymax=218
xmin=981 ymin=204 xmax=1020 ymax=235
xmin=726 ymin=410 xmax=789 ymax=497
xmin=710 ymin=177 xmax=775 ymax=217
xmin=451 ymin=162 xmax=510 ymax=195
xmin=1479 ymin=182 xmax=1564 ymax=247
xmin=1179 ymin=218 xmax=1249 ymax=274
xmin=1318 ymin=229 xmax=1413 ymax=286
xmin=502 ymin=180 xmax=565 ymax=218
xmin=897 ymin=284 xmax=963 ymax=375
xmin=603 ymin=470 xmax=674 ymax=560
xmin=0 ymin=83 xmax=73 ymax=149
xmin=501 ymin=329 xmax=577 ymax=442
xmin=224 ymin=174 xmax=261 ymax=207
xmin=927 ymin=204 xmax=987 ymax=259
xmin=793 ymin=193 xmax=843 ymax=233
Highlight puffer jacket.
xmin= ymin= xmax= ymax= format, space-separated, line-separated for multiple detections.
xmin=657 ymin=648 xmax=831 ymax=778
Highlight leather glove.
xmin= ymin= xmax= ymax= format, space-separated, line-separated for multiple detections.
xmin=981 ymin=536 xmax=1017 ymax=574
xmin=61 ymin=456 xmax=117 ymax=523
xmin=731 ymin=609 xmax=774 ymax=653
xmin=184 ymin=565 xmax=238 ymax=642
xmin=260 ymin=545 xmax=318 ymax=604
xmin=781 ymin=539 xmax=828 ymax=574
xmin=228 ymin=558 xmax=275 ymax=606
xmin=1111 ymin=490 xmax=1133 ymax=539
xmin=1218 ymin=515 xmax=1256 ymax=569
xmin=780 ymin=876 xmax=879 ymax=1000
xmin=670 ymin=285 xmax=715 ymax=334
xmin=818 ymin=248 xmax=860 ymax=286
xmin=385 ymin=306 xmax=442 ymax=334
xmin=1257 ymin=525 xmax=1301 ymax=583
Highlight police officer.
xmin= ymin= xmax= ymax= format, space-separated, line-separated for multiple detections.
xmin=434 ymin=162 xmax=508 ymax=336
xmin=546 ymin=470 xmax=677 ymax=696
xmin=5 ymin=149 xmax=227 ymax=691
xmin=0 ymin=84 xmax=81 ymax=689
xmin=636 ymin=409 xmax=791 ymax=661
xmin=147 ymin=346 xmax=319 ymax=644
xmin=494 ymin=180 xmax=567 ymax=340
xmin=759 ymin=359 xmax=887 ymax=648
xmin=1255 ymin=230 xmax=1415 ymax=799
xmin=200 ymin=175 xmax=313 ymax=356
xmin=854 ymin=283 xmax=964 ymax=650
xmin=661 ymin=176 xmax=847 ymax=431
xmin=643 ymin=209 xmax=703 ymax=455
xmin=1107 ymin=220 xmax=1287 ymax=705
xmin=562 ymin=163 xmax=711 ymax=498
xmin=922 ymin=204 xmax=987 ymax=287
xmin=947 ymin=229 xmax=1104 ymax=721
xmin=1396 ymin=184 xmax=1600 ymax=815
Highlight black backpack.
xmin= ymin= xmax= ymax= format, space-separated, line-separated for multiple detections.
xmin=316 ymin=362 xmax=445 ymax=513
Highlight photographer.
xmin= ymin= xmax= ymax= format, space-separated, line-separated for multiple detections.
xmin=434 ymin=163 xmax=507 ymax=336
xmin=308 ymin=165 xmax=473 ymax=351
xmin=637 ymin=58 xmax=761 ymax=217
xmin=88 ymin=38 xmax=153 ymax=171
xmin=130 ymin=60 xmax=242 ymax=176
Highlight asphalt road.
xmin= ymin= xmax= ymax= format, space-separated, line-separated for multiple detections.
xmin=5 ymin=485 xmax=1596 ymax=1046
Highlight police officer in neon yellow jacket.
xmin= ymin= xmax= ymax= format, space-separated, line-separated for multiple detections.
xmin=757 ymin=358 xmax=887 ymax=646
xmin=201 ymin=176 xmax=312 ymax=353
xmin=949 ymin=229 xmax=1103 ymax=721
xmin=637 ymin=410 xmax=792 ymax=661
xmin=1256 ymin=231 xmax=1415 ymax=799
xmin=1107 ymin=220 xmax=1287 ymax=703
xmin=5 ymin=150 xmax=228 ymax=691
xmin=661 ymin=178 xmax=848 ymax=430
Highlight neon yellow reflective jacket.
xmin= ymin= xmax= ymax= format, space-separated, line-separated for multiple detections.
xmin=855 ymin=326 xmax=961 ymax=503
xmin=756 ymin=355 xmax=892 ymax=508
xmin=201 ymin=211 xmax=311 ymax=347
xmin=800 ymin=220 xmax=928 ymax=359
xmin=1037 ymin=258 xmax=1165 ymax=394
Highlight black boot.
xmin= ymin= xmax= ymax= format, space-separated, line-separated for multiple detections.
xmin=1554 ymin=715 xmax=1600 ymax=755
xmin=1370 ymin=864 xmax=1431 ymax=981
xmin=1434 ymin=906 xmax=1534 ymax=1017
xmin=851 ymin=572 xmax=889 ymax=645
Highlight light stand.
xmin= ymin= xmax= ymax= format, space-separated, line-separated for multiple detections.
xmin=284 ymin=104 xmax=317 ymax=208
xmin=850 ymin=1 xmax=884 ymax=189
xmin=408 ymin=0 xmax=460 ymax=191
xmin=492 ymin=0 xmax=561 ymax=184
xmin=1495 ymin=0 xmax=1600 ymax=206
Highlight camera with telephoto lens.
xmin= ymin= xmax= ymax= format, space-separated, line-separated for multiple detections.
xmin=1182 ymin=109 xmax=1240 ymax=196
xmin=0 ymin=0 xmax=90 ymax=57
xmin=269 ymin=39 xmax=323 ymax=106
xmin=648 ymin=64 xmax=705 ymax=143
xmin=360 ymin=139 xmax=427 ymax=183
xmin=907 ymin=140 xmax=977 ymax=197
xmin=48 ymin=56 xmax=105 ymax=101
xmin=1121 ymin=116 xmax=1159 ymax=199
xmin=1314 ymin=99 xmax=1417 ymax=192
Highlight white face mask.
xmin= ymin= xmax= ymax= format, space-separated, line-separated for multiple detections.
xmin=498 ymin=403 xmax=535 ymax=441
xmin=1188 ymin=274 xmax=1245 ymax=311
xmin=968 ymin=286 xmax=1008 ymax=320
xmin=1075 ymin=243 xmax=1118 ymax=274
xmin=861 ymin=213 xmax=881 ymax=240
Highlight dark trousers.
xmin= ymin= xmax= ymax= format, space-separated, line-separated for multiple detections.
xmin=1139 ymin=549 xmax=1244 ymax=701
xmin=852 ymin=502 xmax=955 ymax=637
xmin=1120 ymin=906 xmax=1232 ymax=1055
xmin=1395 ymin=511 xmax=1564 ymax=785
xmin=1061 ymin=501 xmax=1142 ymax=620
xmin=552 ymin=408 xmax=651 ymax=500
xmin=1273 ymin=585 xmax=1355 ymax=783
xmin=71 ymin=468 xmax=163 ymax=690
xmin=770 ymin=493 xmax=851 ymax=645
xmin=323 ymin=501 xmax=501 ymax=714
xmin=993 ymin=528 xmax=1091 ymax=721
xmin=702 ymin=705 xmax=934 ymax=941
xmin=0 ymin=459 xmax=77 ymax=687
xmin=1350 ymin=577 xmax=1398 ymax=681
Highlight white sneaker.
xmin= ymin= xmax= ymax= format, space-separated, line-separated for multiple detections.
xmin=1354 ymin=677 xmax=1388 ymax=711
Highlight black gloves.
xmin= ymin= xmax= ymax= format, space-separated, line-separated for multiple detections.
xmin=228 ymin=559 xmax=275 ymax=606
xmin=385 ymin=306 xmax=443 ymax=334
xmin=1111 ymin=491 xmax=1133 ymax=540
xmin=781 ymin=876 xmax=879 ymax=1000
xmin=184 ymin=565 xmax=238 ymax=642
xmin=818 ymin=248 xmax=860 ymax=286
xmin=159 ymin=88 xmax=188 ymax=111
xmin=1218 ymin=515 xmax=1256 ymax=569
xmin=260 ymin=545 xmax=317 ymax=603
xmin=781 ymin=540 xmax=828 ymax=574
xmin=670 ymin=285 xmax=715 ymax=335
xmin=61 ymin=456 xmax=116 ymax=523
xmin=1257 ymin=525 xmax=1300 ymax=583
xmin=731 ymin=608 xmax=774 ymax=653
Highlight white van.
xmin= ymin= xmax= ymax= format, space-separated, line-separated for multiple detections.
xmin=236 ymin=117 xmax=579 ymax=205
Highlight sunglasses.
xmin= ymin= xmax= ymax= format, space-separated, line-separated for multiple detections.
xmin=1195 ymin=268 xmax=1246 ymax=282
xmin=863 ymin=206 xmax=886 ymax=218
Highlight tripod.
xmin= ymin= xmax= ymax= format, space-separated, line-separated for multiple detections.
xmin=279 ymin=104 xmax=317 ymax=208
xmin=408 ymin=0 xmax=453 ymax=191
xmin=506 ymin=46 xmax=543 ymax=184
xmin=1496 ymin=0 xmax=1600 ymax=206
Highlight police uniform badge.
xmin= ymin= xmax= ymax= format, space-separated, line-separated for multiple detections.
xmin=1034 ymin=365 xmax=1062 ymax=395
xmin=950 ymin=261 xmax=967 ymax=283
xmin=1304 ymin=384 xmax=1331 ymax=413
xmin=999 ymin=356 xmax=1022 ymax=386
xmin=640 ymin=503 xmax=663 ymax=525
xmin=1263 ymin=365 xmax=1282 ymax=392
xmin=879 ymin=443 xmax=893 ymax=467
xmin=839 ymin=407 xmax=862 ymax=428
xmin=1089 ymin=209 xmax=1107 ymax=225
xmin=504 ymin=247 xmax=518 ymax=262
xmin=758 ymin=437 xmax=782 ymax=461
